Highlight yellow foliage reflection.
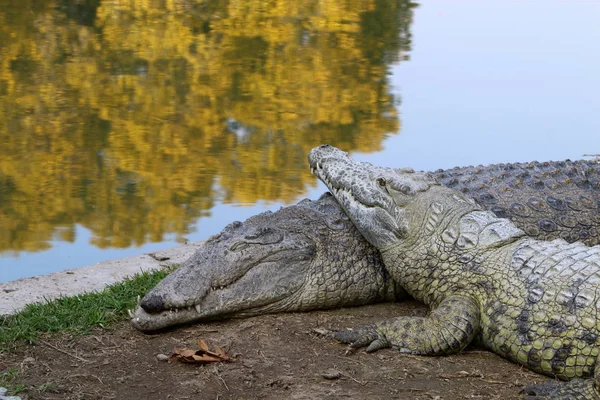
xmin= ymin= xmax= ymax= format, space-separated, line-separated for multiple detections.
xmin=0 ymin=0 xmax=416 ymax=252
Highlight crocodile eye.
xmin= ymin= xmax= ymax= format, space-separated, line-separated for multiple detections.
xmin=399 ymin=184 xmax=412 ymax=195
xmin=246 ymin=227 xmax=273 ymax=240
xmin=229 ymin=241 xmax=249 ymax=251
xmin=242 ymin=227 xmax=284 ymax=244
xmin=376 ymin=178 xmax=387 ymax=188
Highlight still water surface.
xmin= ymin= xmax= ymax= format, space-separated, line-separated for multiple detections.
xmin=0 ymin=0 xmax=598 ymax=282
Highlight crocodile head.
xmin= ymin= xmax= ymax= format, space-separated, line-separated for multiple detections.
xmin=309 ymin=145 xmax=447 ymax=251
xmin=309 ymin=145 xmax=525 ymax=253
xmin=131 ymin=193 xmax=400 ymax=331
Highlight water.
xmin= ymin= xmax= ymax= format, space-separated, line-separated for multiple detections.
xmin=376 ymin=1 xmax=600 ymax=170
xmin=0 ymin=0 xmax=598 ymax=282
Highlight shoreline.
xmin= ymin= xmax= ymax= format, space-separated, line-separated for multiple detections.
xmin=0 ymin=241 xmax=204 ymax=316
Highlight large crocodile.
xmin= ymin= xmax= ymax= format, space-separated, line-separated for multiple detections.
xmin=131 ymin=192 xmax=402 ymax=332
xmin=308 ymin=145 xmax=600 ymax=399
xmin=131 ymin=158 xmax=600 ymax=332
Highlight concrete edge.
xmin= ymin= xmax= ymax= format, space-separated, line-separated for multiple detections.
xmin=0 ymin=241 xmax=206 ymax=316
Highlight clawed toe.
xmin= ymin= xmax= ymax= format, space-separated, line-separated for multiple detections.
xmin=365 ymin=338 xmax=389 ymax=352
xmin=520 ymin=383 xmax=556 ymax=398
xmin=334 ymin=329 xmax=375 ymax=348
xmin=334 ymin=326 xmax=388 ymax=351
xmin=334 ymin=329 xmax=360 ymax=344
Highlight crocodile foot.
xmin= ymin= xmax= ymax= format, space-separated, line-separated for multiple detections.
xmin=334 ymin=324 xmax=391 ymax=353
xmin=335 ymin=297 xmax=480 ymax=355
xmin=521 ymin=378 xmax=600 ymax=400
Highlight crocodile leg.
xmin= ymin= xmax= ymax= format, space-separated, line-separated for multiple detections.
xmin=335 ymin=295 xmax=480 ymax=354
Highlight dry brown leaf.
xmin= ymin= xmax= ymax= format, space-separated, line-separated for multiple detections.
xmin=197 ymin=339 xmax=209 ymax=352
xmin=170 ymin=339 xmax=232 ymax=364
xmin=173 ymin=348 xmax=198 ymax=358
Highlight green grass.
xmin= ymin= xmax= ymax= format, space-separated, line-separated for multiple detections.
xmin=0 ymin=267 xmax=174 ymax=350
xmin=0 ymin=367 xmax=24 ymax=394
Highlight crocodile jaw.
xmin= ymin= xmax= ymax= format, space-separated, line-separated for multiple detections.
xmin=131 ymin=253 xmax=309 ymax=331
xmin=131 ymin=305 xmax=201 ymax=331
xmin=130 ymin=286 xmax=299 ymax=332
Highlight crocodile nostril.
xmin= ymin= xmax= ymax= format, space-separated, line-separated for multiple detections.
xmin=140 ymin=294 xmax=165 ymax=312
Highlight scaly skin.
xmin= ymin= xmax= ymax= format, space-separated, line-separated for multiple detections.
xmin=435 ymin=160 xmax=600 ymax=246
xmin=309 ymin=145 xmax=600 ymax=399
xmin=132 ymin=158 xmax=600 ymax=332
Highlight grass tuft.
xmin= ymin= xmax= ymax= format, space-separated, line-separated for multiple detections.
xmin=0 ymin=267 xmax=174 ymax=350
xmin=0 ymin=367 xmax=24 ymax=394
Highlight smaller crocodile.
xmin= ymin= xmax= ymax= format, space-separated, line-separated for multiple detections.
xmin=309 ymin=145 xmax=600 ymax=399
xmin=132 ymin=158 xmax=600 ymax=332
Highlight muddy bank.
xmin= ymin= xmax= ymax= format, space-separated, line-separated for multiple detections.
xmin=0 ymin=301 xmax=544 ymax=400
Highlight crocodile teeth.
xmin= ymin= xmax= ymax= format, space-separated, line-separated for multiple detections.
xmin=137 ymin=295 xmax=141 ymax=305
xmin=195 ymin=304 xmax=202 ymax=314
xmin=127 ymin=309 xmax=133 ymax=318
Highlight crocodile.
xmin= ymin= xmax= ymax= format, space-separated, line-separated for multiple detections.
xmin=308 ymin=144 xmax=600 ymax=399
xmin=131 ymin=192 xmax=402 ymax=332
xmin=131 ymin=157 xmax=600 ymax=332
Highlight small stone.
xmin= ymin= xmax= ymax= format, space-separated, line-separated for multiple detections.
xmin=238 ymin=321 xmax=256 ymax=330
xmin=156 ymin=353 xmax=170 ymax=362
xmin=0 ymin=387 xmax=22 ymax=400
xmin=322 ymin=369 xmax=342 ymax=380
xmin=22 ymin=357 xmax=35 ymax=363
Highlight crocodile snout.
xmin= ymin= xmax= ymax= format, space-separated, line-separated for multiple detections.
xmin=140 ymin=293 xmax=165 ymax=312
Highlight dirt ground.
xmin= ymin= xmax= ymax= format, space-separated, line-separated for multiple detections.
xmin=1 ymin=300 xmax=547 ymax=400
